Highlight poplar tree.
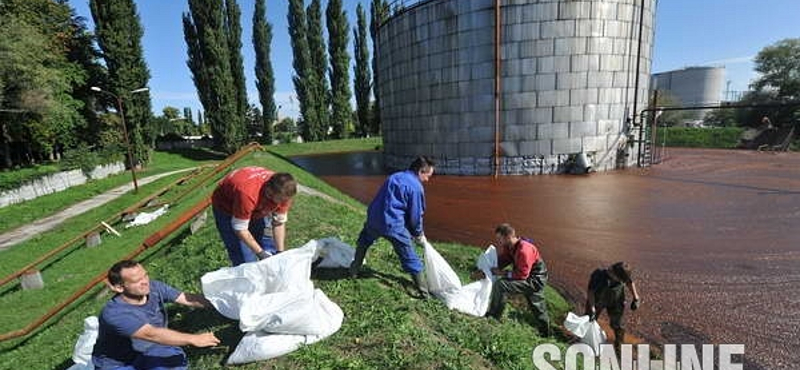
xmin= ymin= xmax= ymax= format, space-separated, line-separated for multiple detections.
xmin=90 ymin=0 xmax=153 ymax=164
xmin=224 ymin=0 xmax=248 ymax=124
xmin=326 ymin=0 xmax=352 ymax=139
xmin=369 ymin=0 xmax=390 ymax=136
xmin=307 ymin=0 xmax=330 ymax=140
xmin=183 ymin=0 xmax=241 ymax=153
xmin=287 ymin=0 xmax=318 ymax=141
xmin=253 ymin=0 xmax=276 ymax=144
xmin=353 ymin=3 xmax=372 ymax=137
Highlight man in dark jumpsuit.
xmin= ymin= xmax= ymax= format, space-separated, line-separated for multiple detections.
xmin=480 ymin=223 xmax=550 ymax=336
xmin=585 ymin=261 xmax=641 ymax=354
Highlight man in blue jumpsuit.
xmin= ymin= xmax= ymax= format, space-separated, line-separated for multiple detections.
xmin=349 ymin=156 xmax=435 ymax=298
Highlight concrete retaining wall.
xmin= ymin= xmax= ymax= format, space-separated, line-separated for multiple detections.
xmin=0 ymin=162 xmax=125 ymax=208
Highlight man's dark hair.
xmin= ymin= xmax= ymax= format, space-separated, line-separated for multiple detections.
xmin=408 ymin=156 xmax=435 ymax=173
xmin=610 ymin=261 xmax=633 ymax=284
xmin=494 ymin=223 xmax=516 ymax=237
xmin=108 ymin=260 xmax=140 ymax=287
xmin=266 ymin=173 xmax=297 ymax=198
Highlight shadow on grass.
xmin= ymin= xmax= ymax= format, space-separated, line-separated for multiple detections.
xmin=170 ymin=307 xmax=243 ymax=366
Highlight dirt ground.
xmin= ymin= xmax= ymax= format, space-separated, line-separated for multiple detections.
xmin=299 ymin=148 xmax=800 ymax=370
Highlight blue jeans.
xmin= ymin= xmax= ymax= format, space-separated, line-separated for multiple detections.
xmin=132 ymin=345 xmax=187 ymax=370
xmin=95 ymin=345 xmax=187 ymax=370
xmin=213 ymin=207 xmax=276 ymax=266
xmin=357 ymin=225 xmax=423 ymax=274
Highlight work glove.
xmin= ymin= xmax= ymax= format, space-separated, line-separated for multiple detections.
xmin=256 ymin=250 xmax=272 ymax=260
xmin=414 ymin=234 xmax=428 ymax=245
xmin=470 ymin=270 xmax=486 ymax=280
xmin=630 ymin=298 xmax=640 ymax=311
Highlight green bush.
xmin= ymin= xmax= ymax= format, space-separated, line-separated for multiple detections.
xmin=654 ymin=127 xmax=743 ymax=148
xmin=61 ymin=143 xmax=100 ymax=177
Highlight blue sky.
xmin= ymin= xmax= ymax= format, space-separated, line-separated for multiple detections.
xmin=67 ymin=0 xmax=800 ymax=118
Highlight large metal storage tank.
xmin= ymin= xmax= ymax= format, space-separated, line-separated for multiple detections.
xmin=651 ymin=66 xmax=725 ymax=120
xmin=377 ymin=0 xmax=657 ymax=175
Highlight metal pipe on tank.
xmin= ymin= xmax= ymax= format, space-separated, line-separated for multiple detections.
xmin=493 ymin=0 xmax=502 ymax=178
xmin=634 ymin=0 xmax=647 ymax=167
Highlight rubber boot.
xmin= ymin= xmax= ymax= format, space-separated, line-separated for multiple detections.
xmin=613 ymin=328 xmax=625 ymax=357
xmin=411 ymin=272 xmax=430 ymax=299
xmin=349 ymin=245 xmax=368 ymax=278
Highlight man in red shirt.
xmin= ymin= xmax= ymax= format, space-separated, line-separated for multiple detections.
xmin=212 ymin=167 xmax=297 ymax=266
xmin=480 ymin=223 xmax=550 ymax=335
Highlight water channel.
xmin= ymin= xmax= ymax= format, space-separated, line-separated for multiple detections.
xmin=290 ymin=148 xmax=800 ymax=370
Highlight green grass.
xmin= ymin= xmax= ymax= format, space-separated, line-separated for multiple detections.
xmin=0 ymin=149 xmax=574 ymax=370
xmin=653 ymin=127 xmax=744 ymax=148
xmin=0 ymin=149 xmax=225 ymax=235
xmin=268 ymin=137 xmax=383 ymax=157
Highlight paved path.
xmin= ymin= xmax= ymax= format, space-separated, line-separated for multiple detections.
xmin=0 ymin=168 xmax=195 ymax=251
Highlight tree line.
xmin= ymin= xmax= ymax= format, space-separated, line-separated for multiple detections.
xmin=0 ymin=0 xmax=391 ymax=171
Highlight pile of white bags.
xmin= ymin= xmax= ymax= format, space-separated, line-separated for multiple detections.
xmin=563 ymin=312 xmax=608 ymax=356
xmin=423 ymin=241 xmax=497 ymax=317
xmin=66 ymin=316 xmax=98 ymax=370
xmin=202 ymin=237 xmax=351 ymax=365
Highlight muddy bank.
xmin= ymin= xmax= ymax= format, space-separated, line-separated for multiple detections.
xmin=292 ymin=148 xmax=800 ymax=369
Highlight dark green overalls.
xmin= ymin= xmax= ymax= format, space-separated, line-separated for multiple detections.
xmin=588 ymin=268 xmax=627 ymax=350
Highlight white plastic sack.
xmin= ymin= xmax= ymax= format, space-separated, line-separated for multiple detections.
xmin=563 ymin=312 xmax=607 ymax=356
xmin=203 ymin=239 xmax=348 ymax=364
xmin=126 ymin=205 xmax=169 ymax=228
xmin=423 ymin=241 xmax=462 ymax=295
xmin=226 ymin=288 xmax=343 ymax=365
xmin=202 ymin=245 xmax=316 ymax=319
xmin=239 ymin=289 xmax=342 ymax=335
xmin=309 ymin=237 xmax=356 ymax=268
xmin=66 ymin=316 xmax=98 ymax=370
xmin=423 ymin=243 xmax=497 ymax=317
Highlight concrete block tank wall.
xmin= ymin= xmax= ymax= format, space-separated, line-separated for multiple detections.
xmin=377 ymin=0 xmax=657 ymax=175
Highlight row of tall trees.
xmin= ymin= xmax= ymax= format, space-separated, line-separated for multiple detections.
xmin=0 ymin=0 xmax=392 ymax=169
xmin=286 ymin=0 xmax=388 ymax=142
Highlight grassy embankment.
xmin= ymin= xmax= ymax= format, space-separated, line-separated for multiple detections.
xmin=0 ymin=143 xmax=573 ymax=370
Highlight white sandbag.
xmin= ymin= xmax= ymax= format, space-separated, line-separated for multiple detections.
xmin=563 ymin=312 xmax=607 ymax=356
xmin=310 ymin=237 xmax=356 ymax=268
xmin=423 ymin=241 xmax=462 ymax=295
xmin=202 ymin=246 xmax=316 ymax=319
xmin=476 ymin=245 xmax=498 ymax=279
xmin=67 ymin=316 xmax=98 ymax=369
xmin=239 ymin=289 xmax=342 ymax=336
xmin=203 ymin=239 xmax=346 ymax=364
xmin=226 ymin=288 xmax=343 ymax=365
xmin=423 ymin=243 xmax=497 ymax=317
xmin=126 ymin=205 xmax=169 ymax=228
xmin=227 ymin=332 xmax=319 ymax=365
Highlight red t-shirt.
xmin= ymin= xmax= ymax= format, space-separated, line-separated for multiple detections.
xmin=211 ymin=167 xmax=292 ymax=220
xmin=497 ymin=238 xmax=541 ymax=280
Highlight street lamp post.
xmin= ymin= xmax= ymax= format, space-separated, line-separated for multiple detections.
xmin=90 ymin=86 xmax=149 ymax=192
